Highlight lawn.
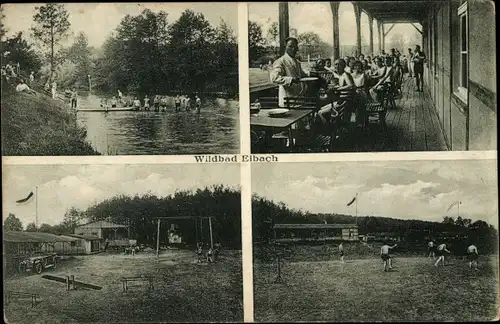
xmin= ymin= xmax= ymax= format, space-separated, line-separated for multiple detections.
xmin=4 ymin=249 xmax=243 ymax=323
xmin=254 ymin=252 xmax=499 ymax=322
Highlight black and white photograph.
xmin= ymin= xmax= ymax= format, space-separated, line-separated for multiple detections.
xmin=252 ymin=159 xmax=498 ymax=322
xmin=1 ymin=3 xmax=239 ymax=155
xmin=248 ymin=1 xmax=496 ymax=153
xmin=3 ymin=163 xmax=243 ymax=323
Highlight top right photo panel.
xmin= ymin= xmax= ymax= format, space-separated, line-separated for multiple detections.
xmin=248 ymin=1 xmax=496 ymax=154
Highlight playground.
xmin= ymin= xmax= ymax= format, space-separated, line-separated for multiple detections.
xmin=4 ymin=249 xmax=243 ymax=323
xmin=253 ymin=245 xmax=499 ymax=322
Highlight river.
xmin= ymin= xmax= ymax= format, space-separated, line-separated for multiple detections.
xmin=75 ymin=94 xmax=239 ymax=155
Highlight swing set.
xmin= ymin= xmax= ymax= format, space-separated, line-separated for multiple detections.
xmin=155 ymin=216 xmax=214 ymax=257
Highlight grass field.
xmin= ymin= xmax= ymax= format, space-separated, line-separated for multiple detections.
xmin=4 ymin=250 xmax=242 ymax=323
xmin=254 ymin=254 xmax=499 ymax=322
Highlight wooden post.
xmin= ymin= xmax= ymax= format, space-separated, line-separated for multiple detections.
xmin=330 ymin=2 xmax=340 ymax=59
xmin=368 ymin=15 xmax=374 ymax=56
xmin=354 ymin=4 xmax=362 ymax=56
xmin=209 ymin=217 xmax=213 ymax=249
xmin=66 ymin=276 xmax=70 ymax=291
xmin=70 ymin=275 xmax=75 ymax=290
xmin=278 ymin=2 xmax=290 ymax=55
xmin=156 ymin=219 xmax=161 ymax=257
xmin=381 ymin=24 xmax=385 ymax=52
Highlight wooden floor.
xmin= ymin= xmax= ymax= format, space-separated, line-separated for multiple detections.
xmin=332 ymin=76 xmax=448 ymax=152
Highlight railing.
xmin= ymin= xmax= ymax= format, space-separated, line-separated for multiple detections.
xmin=5 ymin=291 xmax=40 ymax=308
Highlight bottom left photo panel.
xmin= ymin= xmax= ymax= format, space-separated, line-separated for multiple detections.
xmin=2 ymin=163 xmax=243 ymax=323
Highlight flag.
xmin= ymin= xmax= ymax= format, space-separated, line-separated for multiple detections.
xmin=16 ymin=192 xmax=34 ymax=204
xmin=446 ymin=200 xmax=461 ymax=212
xmin=347 ymin=196 xmax=357 ymax=207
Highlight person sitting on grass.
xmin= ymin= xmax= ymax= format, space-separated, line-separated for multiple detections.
xmin=434 ymin=243 xmax=451 ymax=267
xmin=466 ymin=244 xmax=479 ymax=271
xmin=380 ymin=242 xmax=398 ymax=272
xmin=15 ymin=79 xmax=37 ymax=95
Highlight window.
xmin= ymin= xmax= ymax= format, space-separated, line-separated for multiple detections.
xmin=458 ymin=2 xmax=468 ymax=98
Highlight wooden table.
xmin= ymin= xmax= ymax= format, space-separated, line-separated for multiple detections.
xmin=251 ymin=109 xmax=314 ymax=152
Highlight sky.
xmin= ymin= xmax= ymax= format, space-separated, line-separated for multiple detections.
xmin=252 ymin=160 xmax=498 ymax=228
xmin=248 ymin=2 xmax=420 ymax=47
xmin=2 ymin=3 xmax=238 ymax=48
xmin=2 ymin=164 xmax=240 ymax=227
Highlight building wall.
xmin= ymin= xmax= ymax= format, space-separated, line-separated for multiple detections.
xmin=424 ymin=0 xmax=496 ymax=150
xmin=75 ymin=227 xmax=102 ymax=239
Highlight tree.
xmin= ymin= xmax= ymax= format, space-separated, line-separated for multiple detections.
xmin=442 ymin=216 xmax=455 ymax=225
xmin=66 ymin=32 xmax=93 ymax=89
xmin=25 ymin=222 xmax=38 ymax=232
xmin=266 ymin=22 xmax=279 ymax=46
xmin=39 ymin=223 xmax=54 ymax=233
xmin=31 ymin=3 xmax=71 ymax=84
xmin=0 ymin=32 xmax=42 ymax=74
xmin=4 ymin=213 xmax=23 ymax=231
xmin=297 ymin=31 xmax=322 ymax=59
xmin=0 ymin=6 xmax=6 ymax=41
xmin=389 ymin=32 xmax=405 ymax=51
xmin=60 ymin=206 xmax=87 ymax=234
xmin=248 ymin=21 xmax=265 ymax=62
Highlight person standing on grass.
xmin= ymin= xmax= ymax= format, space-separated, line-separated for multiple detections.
xmin=29 ymin=71 xmax=35 ymax=84
xmin=71 ymin=87 xmax=78 ymax=109
xmin=197 ymin=243 xmax=203 ymax=263
xmin=380 ymin=242 xmax=398 ymax=272
xmin=466 ymin=244 xmax=479 ymax=270
xmin=207 ymin=247 xmax=214 ymax=263
xmin=339 ymin=242 xmax=345 ymax=263
xmin=428 ymin=239 xmax=436 ymax=259
xmin=195 ymin=95 xmax=202 ymax=114
xmin=434 ymin=243 xmax=451 ymax=267
xmin=143 ymin=95 xmax=150 ymax=111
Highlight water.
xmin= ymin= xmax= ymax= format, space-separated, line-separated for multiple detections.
xmin=75 ymin=94 xmax=239 ymax=155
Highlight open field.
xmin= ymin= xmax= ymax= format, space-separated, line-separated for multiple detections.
xmin=254 ymin=254 xmax=499 ymax=322
xmin=4 ymin=250 xmax=242 ymax=323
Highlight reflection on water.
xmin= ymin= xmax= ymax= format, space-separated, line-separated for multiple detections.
xmin=76 ymin=94 xmax=239 ymax=155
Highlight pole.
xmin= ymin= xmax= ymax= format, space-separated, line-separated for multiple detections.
xmin=209 ymin=217 xmax=213 ymax=249
xmin=156 ymin=219 xmax=161 ymax=257
xmin=35 ymin=186 xmax=38 ymax=229
xmin=457 ymin=201 xmax=460 ymax=218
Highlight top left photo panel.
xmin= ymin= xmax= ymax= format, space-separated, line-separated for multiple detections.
xmin=1 ymin=3 xmax=240 ymax=156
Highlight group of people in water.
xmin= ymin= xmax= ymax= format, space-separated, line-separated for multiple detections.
xmin=101 ymin=90 xmax=203 ymax=113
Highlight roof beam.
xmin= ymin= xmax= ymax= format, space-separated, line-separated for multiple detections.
xmin=410 ymin=22 xmax=423 ymax=34
xmin=384 ymin=24 xmax=395 ymax=37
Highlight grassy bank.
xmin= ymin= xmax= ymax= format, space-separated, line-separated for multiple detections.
xmin=1 ymin=86 xmax=99 ymax=156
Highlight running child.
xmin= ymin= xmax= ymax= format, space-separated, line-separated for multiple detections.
xmin=466 ymin=244 xmax=479 ymax=270
xmin=144 ymin=95 xmax=150 ymax=111
xmin=428 ymin=239 xmax=436 ymax=259
xmin=434 ymin=243 xmax=451 ymax=267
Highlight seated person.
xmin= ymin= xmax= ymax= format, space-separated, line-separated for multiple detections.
xmin=369 ymin=56 xmax=394 ymax=103
xmin=325 ymin=58 xmax=334 ymax=72
xmin=351 ymin=60 xmax=372 ymax=124
xmin=15 ymin=79 xmax=37 ymax=95
xmin=361 ymin=59 xmax=371 ymax=72
xmin=316 ymin=58 xmax=355 ymax=125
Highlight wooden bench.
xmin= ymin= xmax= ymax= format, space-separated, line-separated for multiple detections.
xmin=5 ymin=291 xmax=40 ymax=308
xmin=121 ymin=276 xmax=154 ymax=292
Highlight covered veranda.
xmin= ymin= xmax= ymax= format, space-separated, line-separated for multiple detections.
xmin=250 ymin=1 xmax=496 ymax=152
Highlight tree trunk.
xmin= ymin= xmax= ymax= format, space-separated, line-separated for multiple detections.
xmin=49 ymin=26 xmax=54 ymax=85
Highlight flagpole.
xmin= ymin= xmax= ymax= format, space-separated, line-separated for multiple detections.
xmin=457 ymin=201 xmax=460 ymax=218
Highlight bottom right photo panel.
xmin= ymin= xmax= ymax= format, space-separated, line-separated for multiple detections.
xmin=252 ymin=159 xmax=498 ymax=322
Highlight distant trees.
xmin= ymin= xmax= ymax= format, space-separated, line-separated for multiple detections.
xmin=66 ymin=32 xmax=93 ymax=89
xmin=4 ymin=213 xmax=23 ymax=231
xmin=0 ymin=32 xmax=42 ymax=75
xmin=31 ymin=3 xmax=71 ymax=84
xmin=248 ymin=21 xmax=266 ymax=62
xmin=25 ymin=222 xmax=37 ymax=232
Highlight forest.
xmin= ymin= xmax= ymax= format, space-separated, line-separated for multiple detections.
xmin=1 ymin=4 xmax=238 ymax=97
xmin=4 ymin=188 xmax=497 ymax=253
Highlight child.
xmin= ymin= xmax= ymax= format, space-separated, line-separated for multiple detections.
xmin=144 ymin=95 xmax=150 ymax=111
xmin=434 ymin=243 xmax=451 ymax=267
xmin=338 ymin=243 xmax=345 ymax=263
xmin=207 ymin=248 xmax=214 ymax=263
xmin=380 ymin=242 xmax=398 ymax=272
xmin=466 ymin=244 xmax=479 ymax=270
xmin=197 ymin=243 xmax=203 ymax=263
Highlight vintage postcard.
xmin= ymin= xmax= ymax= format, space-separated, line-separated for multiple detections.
xmin=3 ymin=163 xmax=243 ymax=322
xmin=1 ymin=3 xmax=240 ymax=155
xmin=247 ymin=1 xmax=496 ymax=153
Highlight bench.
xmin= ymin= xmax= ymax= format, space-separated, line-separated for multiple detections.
xmin=121 ymin=276 xmax=154 ymax=292
xmin=5 ymin=291 xmax=40 ymax=308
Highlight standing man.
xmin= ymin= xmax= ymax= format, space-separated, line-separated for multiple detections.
xmin=195 ymin=95 xmax=202 ymax=114
xmin=71 ymin=87 xmax=78 ymax=109
xmin=407 ymin=48 xmax=414 ymax=77
xmin=413 ymin=45 xmax=426 ymax=92
xmin=380 ymin=242 xmax=398 ymax=272
xmin=434 ymin=242 xmax=451 ymax=267
xmin=51 ymin=80 xmax=57 ymax=99
xmin=466 ymin=244 xmax=479 ymax=270
xmin=29 ymin=71 xmax=35 ymax=84
xmin=269 ymin=37 xmax=309 ymax=107
xmin=428 ymin=239 xmax=436 ymax=259
xmin=339 ymin=242 xmax=345 ymax=263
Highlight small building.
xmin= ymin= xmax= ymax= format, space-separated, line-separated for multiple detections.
xmin=273 ymin=223 xmax=359 ymax=242
xmin=74 ymin=220 xmax=130 ymax=248
xmin=64 ymin=234 xmax=103 ymax=254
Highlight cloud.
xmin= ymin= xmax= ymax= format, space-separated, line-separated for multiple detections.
xmin=3 ymin=164 xmax=239 ymax=227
